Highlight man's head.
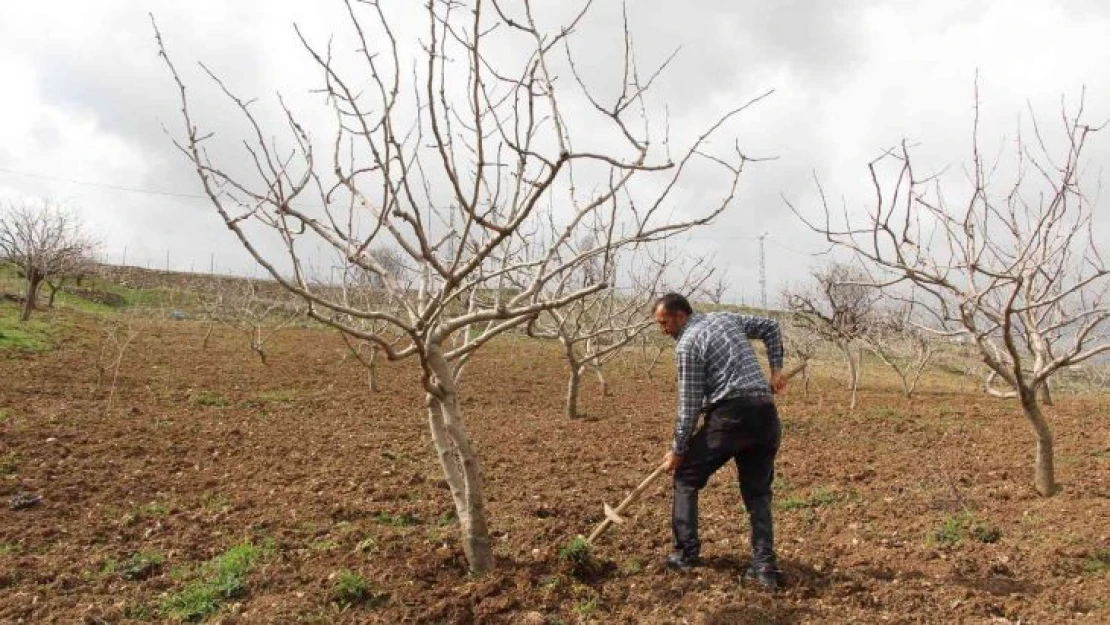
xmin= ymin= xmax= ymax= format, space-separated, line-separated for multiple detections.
xmin=653 ymin=292 xmax=693 ymax=338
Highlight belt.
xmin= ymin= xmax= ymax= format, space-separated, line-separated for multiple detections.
xmin=707 ymin=392 xmax=773 ymax=413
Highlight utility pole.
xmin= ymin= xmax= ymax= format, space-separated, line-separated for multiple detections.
xmin=757 ymin=232 xmax=769 ymax=311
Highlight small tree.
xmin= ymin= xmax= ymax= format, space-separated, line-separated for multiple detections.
xmin=0 ymin=200 xmax=98 ymax=321
xmin=862 ymin=300 xmax=936 ymax=399
xmin=528 ymin=245 xmax=713 ymax=418
xmin=782 ymin=319 xmax=820 ymax=397
xmin=783 ymin=262 xmax=879 ymax=409
xmin=155 ymin=1 xmax=766 ymax=571
xmin=198 ymin=277 xmax=303 ymax=365
xmin=790 ymin=91 xmax=1109 ymax=495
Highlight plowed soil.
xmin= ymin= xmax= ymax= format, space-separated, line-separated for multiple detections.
xmin=1 ymin=312 xmax=1108 ymax=623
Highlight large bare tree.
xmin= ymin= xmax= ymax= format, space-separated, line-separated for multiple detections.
xmin=0 ymin=200 xmax=98 ymax=322
xmin=791 ymin=92 xmax=1109 ymax=496
xmin=155 ymin=1 xmax=767 ymax=571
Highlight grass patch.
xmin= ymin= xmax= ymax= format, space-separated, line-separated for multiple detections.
xmin=777 ymin=486 xmax=841 ymax=511
xmin=191 ymin=391 xmax=230 ymax=407
xmin=121 ymin=550 xmax=165 ymax=580
xmin=0 ymin=308 xmax=54 ymax=352
xmin=0 ymin=542 xmax=20 ymax=556
xmin=309 ymin=539 xmax=339 ymax=552
xmin=201 ymin=493 xmax=231 ymax=514
xmin=248 ymin=389 xmax=297 ymax=404
xmin=355 ymin=537 xmax=378 ymax=554
xmin=559 ymin=536 xmax=601 ymax=578
xmin=331 ymin=569 xmax=386 ymax=608
xmin=0 ymin=453 xmax=17 ymax=476
xmin=371 ymin=511 xmax=419 ymax=527
xmin=1085 ymin=549 xmax=1110 ymax=574
xmin=571 ymin=582 xmax=602 ymax=618
xmin=871 ymin=406 xmax=907 ymax=419
xmin=160 ymin=540 xmax=270 ymax=621
xmin=119 ymin=502 xmax=170 ymax=526
xmin=0 ymin=409 xmax=9 ymax=424
xmin=931 ymin=512 xmax=1001 ymax=546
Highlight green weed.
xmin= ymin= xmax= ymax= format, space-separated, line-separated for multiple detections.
xmin=247 ymin=389 xmax=297 ymax=406
xmin=371 ymin=511 xmax=419 ymax=527
xmin=201 ymin=493 xmax=231 ymax=514
xmin=0 ymin=453 xmax=16 ymax=476
xmin=355 ymin=537 xmax=378 ymax=554
xmin=160 ymin=540 xmax=270 ymax=621
xmin=777 ymin=486 xmax=841 ymax=511
xmin=121 ymin=550 xmax=165 ymax=580
xmin=331 ymin=570 xmax=375 ymax=607
xmin=932 ymin=512 xmax=1001 ymax=546
xmin=191 ymin=391 xmax=230 ymax=407
xmin=559 ymin=536 xmax=601 ymax=578
xmin=1085 ymin=549 xmax=1110 ymax=574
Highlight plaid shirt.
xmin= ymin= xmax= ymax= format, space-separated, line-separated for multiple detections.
xmin=672 ymin=312 xmax=784 ymax=454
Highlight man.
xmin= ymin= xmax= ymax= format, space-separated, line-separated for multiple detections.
xmin=654 ymin=292 xmax=787 ymax=590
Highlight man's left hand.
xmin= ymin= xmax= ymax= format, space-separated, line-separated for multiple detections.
xmin=770 ymin=370 xmax=788 ymax=394
xmin=663 ymin=450 xmax=682 ymax=472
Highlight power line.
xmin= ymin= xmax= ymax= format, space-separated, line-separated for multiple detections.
xmin=0 ymin=166 xmax=209 ymax=201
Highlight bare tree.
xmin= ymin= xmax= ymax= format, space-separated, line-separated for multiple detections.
xmin=198 ymin=277 xmax=303 ymax=365
xmin=0 ymin=200 xmax=98 ymax=321
xmin=782 ymin=319 xmax=820 ymax=397
xmin=529 ymin=245 xmax=713 ymax=418
xmin=862 ymin=300 xmax=936 ymax=399
xmin=695 ymin=268 xmax=731 ymax=306
xmin=155 ymin=1 xmax=767 ymax=572
xmin=783 ymin=262 xmax=879 ymax=409
xmin=790 ymin=90 xmax=1109 ymax=496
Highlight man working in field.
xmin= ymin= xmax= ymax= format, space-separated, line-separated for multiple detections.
xmin=653 ymin=293 xmax=787 ymax=590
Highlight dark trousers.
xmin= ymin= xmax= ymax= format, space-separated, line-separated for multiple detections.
xmin=672 ymin=399 xmax=781 ymax=566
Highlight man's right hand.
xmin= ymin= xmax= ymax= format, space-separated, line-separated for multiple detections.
xmin=663 ymin=450 xmax=683 ymax=472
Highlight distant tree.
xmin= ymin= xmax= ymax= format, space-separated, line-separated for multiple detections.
xmin=862 ymin=299 xmax=936 ymax=399
xmin=528 ymin=245 xmax=713 ymax=418
xmin=783 ymin=262 xmax=879 ymax=409
xmin=198 ymin=277 xmax=303 ymax=365
xmin=0 ymin=200 xmax=98 ymax=321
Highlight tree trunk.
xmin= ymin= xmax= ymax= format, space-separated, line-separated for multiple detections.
xmin=46 ymin=280 xmax=60 ymax=307
xmin=592 ymin=364 xmax=610 ymax=397
xmin=1038 ymin=380 xmax=1053 ymax=406
xmin=841 ymin=342 xmax=859 ymax=410
xmin=21 ymin=274 xmax=43 ymax=322
xmin=424 ymin=345 xmax=494 ymax=573
xmin=367 ymin=346 xmax=380 ymax=392
xmin=1021 ymin=396 xmax=1056 ymax=496
xmin=566 ymin=365 xmax=583 ymax=419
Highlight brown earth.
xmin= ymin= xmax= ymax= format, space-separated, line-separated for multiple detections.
xmin=1 ymin=309 xmax=1108 ymax=624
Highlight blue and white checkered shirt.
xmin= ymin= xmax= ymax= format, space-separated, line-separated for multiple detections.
xmin=672 ymin=312 xmax=784 ymax=454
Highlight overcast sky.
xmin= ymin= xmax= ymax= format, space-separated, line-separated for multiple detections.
xmin=2 ymin=0 xmax=1108 ymax=305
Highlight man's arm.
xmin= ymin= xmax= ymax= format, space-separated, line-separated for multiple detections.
xmin=736 ymin=314 xmax=784 ymax=372
xmin=672 ymin=344 xmax=705 ymax=456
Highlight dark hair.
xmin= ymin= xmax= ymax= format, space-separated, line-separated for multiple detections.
xmin=654 ymin=292 xmax=692 ymax=316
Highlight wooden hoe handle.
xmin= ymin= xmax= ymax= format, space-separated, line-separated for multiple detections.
xmin=586 ymin=461 xmax=669 ymax=545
